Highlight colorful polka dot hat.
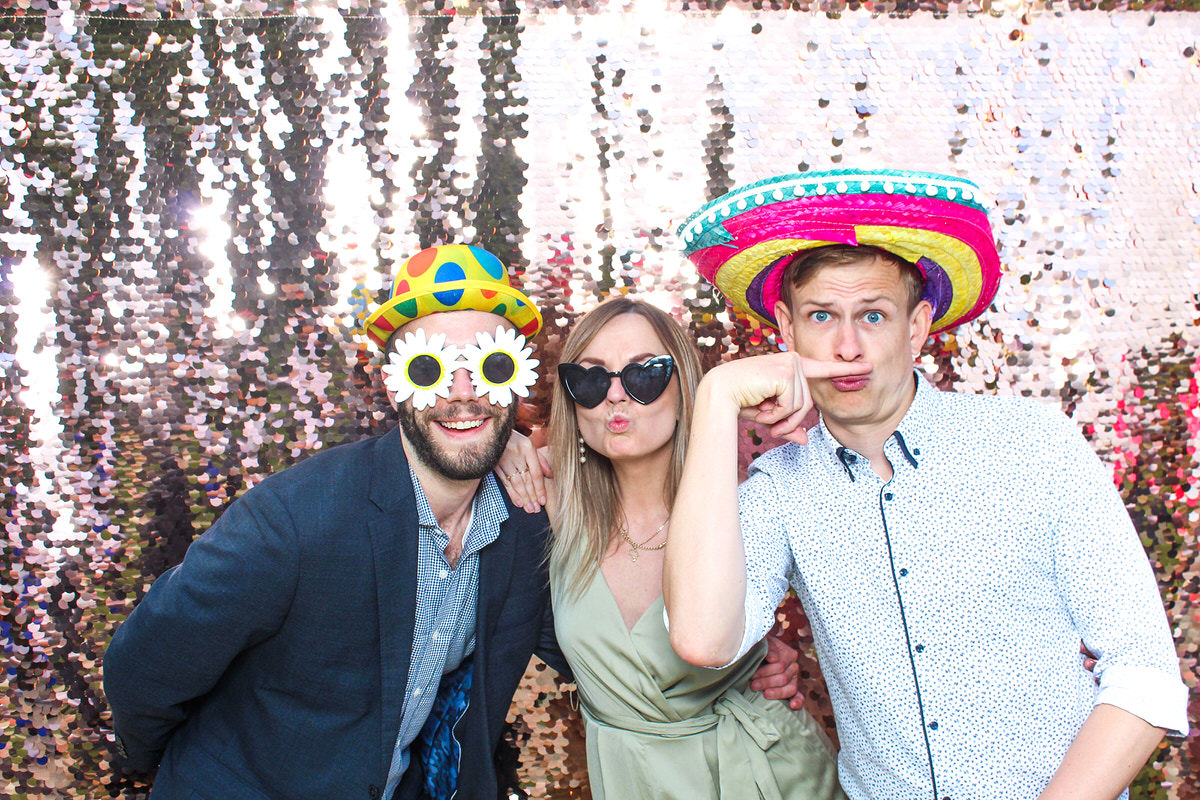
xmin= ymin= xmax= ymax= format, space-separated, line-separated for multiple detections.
xmin=364 ymin=244 xmax=543 ymax=350
xmin=678 ymin=168 xmax=1002 ymax=335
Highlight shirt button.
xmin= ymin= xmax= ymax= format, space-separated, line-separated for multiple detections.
xmin=431 ymin=630 xmax=439 ymax=640
xmin=439 ymin=569 xmax=449 ymax=579
xmin=899 ymin=568 xmax=908 ymax=577
xmin=928 ymin=721 xmax=938 ymax=730
xmin=413 ymin=687 xmax=422 ymax=697
xmin=846 ymin=453 xmax=857 ymax=463
xmin=915 ymin=644 xmax=925 ymax=653
xmin=884 ymin=492 xmax=894 ymax=501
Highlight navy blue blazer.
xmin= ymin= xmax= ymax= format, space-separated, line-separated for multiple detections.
xmin=103 ymin=427 xmax=566 ymax=800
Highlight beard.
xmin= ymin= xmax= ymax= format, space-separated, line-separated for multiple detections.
xmin=398 ymin=399 xmax=517 ymax=481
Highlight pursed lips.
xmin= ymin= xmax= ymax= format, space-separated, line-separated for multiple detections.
xmin=606 ymin=414 xmax=630 ymax=432
xmin=829 ymin=373 xmax=871 ymax=391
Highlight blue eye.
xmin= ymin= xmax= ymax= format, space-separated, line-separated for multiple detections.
xmin=865 ymin=311 xmax=884 ymax=324
xmin=812 ymin=311 xmax=831 ymax=323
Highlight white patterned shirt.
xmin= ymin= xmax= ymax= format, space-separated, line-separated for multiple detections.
xmin=735 ymin=374 xmax=1187 ymax=800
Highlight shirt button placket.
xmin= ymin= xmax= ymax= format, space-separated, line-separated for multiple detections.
xmin=880 ymin=483 xmax=940 ymax=794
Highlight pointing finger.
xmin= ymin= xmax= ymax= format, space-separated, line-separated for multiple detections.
xmin=798 ymin=358 xmax=873 ymax=380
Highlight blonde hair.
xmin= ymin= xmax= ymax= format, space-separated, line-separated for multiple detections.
xmin=547 ymin=298 xmax=703 ymax=597
xmin=780 ymin=244 xmax=926 ymax=313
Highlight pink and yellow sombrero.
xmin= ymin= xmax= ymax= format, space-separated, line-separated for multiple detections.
xmin=678 ymin=169 xmax=1001 ymax=335
xmin=363 ymin=244 xmax=542 ymax=350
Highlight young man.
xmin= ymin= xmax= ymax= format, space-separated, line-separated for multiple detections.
xmin=103 ymin=245 xmax=565 ymax=800
xmin=664 ymin=171 xmax=1188 ymax=799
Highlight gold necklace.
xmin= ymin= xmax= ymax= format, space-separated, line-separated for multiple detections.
xmin=618 ymin=517 xmax=669 ymax=563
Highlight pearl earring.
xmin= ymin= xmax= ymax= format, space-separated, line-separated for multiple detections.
xmin=578 ymin=434 xmax=587 ymax=464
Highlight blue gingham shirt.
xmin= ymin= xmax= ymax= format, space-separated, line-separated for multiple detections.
xmin=735 ymin=374 xmax=1188 ymax=800
xmin=384 ymin=468 xmax=508 ymax=798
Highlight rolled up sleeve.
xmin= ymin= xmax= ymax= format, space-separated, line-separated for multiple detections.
xmin=1048 ymin=411 xmax=1189 ymax=736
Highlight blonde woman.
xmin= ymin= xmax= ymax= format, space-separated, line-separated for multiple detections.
xmin=498 ymin=297 xmax=841 ymax=799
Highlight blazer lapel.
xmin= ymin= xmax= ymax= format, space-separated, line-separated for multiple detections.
xmin=366 ymin=427 xmax=419 ymax=769
xmin=474 ymin=504 xmax=517 ymax=700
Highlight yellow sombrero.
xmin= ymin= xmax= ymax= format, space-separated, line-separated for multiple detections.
xmin=363 ymin=244 xmax=542 ymax=350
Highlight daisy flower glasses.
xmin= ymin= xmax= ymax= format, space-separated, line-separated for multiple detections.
xmin=462 ymin=326 xmax=540 ymax=407
xmin=382 ymin=326 xmax=539 ymax=409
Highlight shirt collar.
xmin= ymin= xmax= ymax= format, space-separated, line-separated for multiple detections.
xmin=814 ymin=371 xmax=937 ymax=481
xmin=409 ymin=465 xmax=440 ymax=529
xmin=470 ymin=473 xmax=509 ymax=535
xmin=407 ymin=466 xmax=509 ymax=548
xmin=891 ymin=371 xmax=937 ymax=455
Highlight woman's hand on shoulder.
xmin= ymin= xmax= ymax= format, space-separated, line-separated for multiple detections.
xmin=495 ymin=430 xmax=553 ymax=514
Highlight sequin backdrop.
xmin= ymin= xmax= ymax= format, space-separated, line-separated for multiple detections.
xmin=1 ymin=0 xmax=1198 ymax=796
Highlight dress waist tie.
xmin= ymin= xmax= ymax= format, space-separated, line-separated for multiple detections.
xmin=582 ymin=689 xmax=784 ymax=800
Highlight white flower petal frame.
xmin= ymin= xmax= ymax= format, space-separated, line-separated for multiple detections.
xmin=381 ymin=330 xmax=464 ymax=411
xmin=463 ymin=326 xmax=540 ymax=407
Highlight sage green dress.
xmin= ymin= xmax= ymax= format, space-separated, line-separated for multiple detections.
xmin=552 ymin=569 xmax=844 ymax=800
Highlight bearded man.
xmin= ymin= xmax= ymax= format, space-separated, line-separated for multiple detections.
xmin=104 ymin=245 xmax=567 ymax=800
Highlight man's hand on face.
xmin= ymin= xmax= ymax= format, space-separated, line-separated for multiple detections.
xmin=699 ymin=352 xmax=872 ymax=446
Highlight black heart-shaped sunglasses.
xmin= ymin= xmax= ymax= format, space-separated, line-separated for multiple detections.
xmin=557 ymin=356 xmax=675 ymax=409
